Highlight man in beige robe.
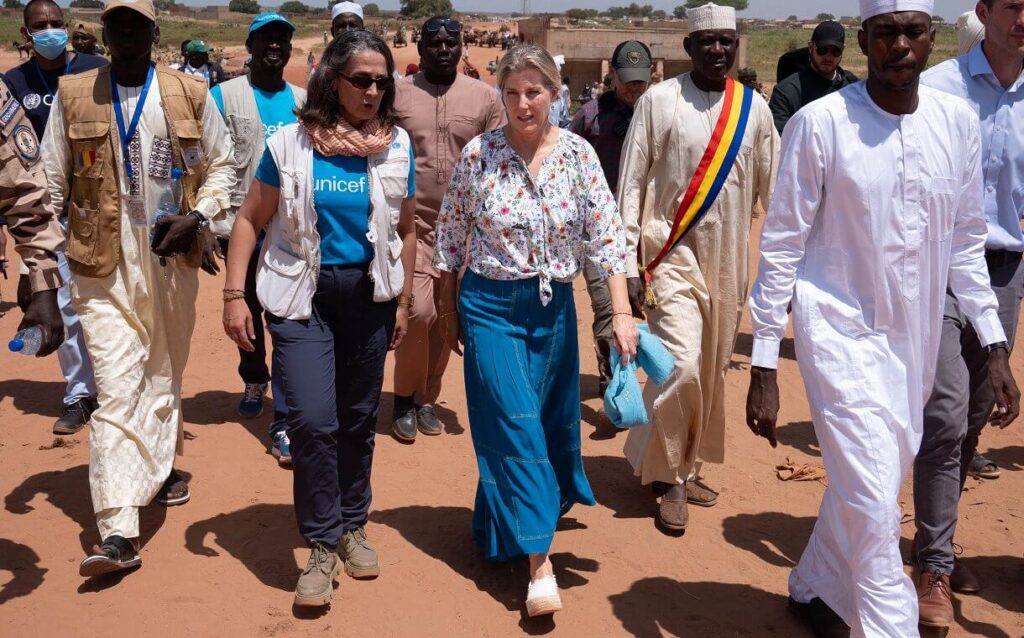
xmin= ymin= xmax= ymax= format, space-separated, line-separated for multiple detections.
xmin=617 ymin=2 xmax=778 ymax=532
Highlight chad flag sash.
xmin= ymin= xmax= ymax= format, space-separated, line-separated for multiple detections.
xmin=643 ymin=77 xmax=753 ymax=307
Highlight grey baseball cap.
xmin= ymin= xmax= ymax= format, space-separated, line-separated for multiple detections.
xmin=612 ymin=40 xmax=652 ymax=83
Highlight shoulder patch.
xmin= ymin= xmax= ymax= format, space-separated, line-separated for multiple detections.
xmin=12 ymin=124 xmax=39 ymax=163
xmin=0 ymin=98 xmax=22 ymax=128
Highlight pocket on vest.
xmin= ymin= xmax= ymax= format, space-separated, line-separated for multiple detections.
xmin=68 ymin=121 xmax=108 ymax=180
xmin=377 ymin=156 xmax=409 ymax=199
xmin=66 ymin=202 xmax=99 ymax=266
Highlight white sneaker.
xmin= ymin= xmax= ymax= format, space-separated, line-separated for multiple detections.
xmin=525 ymin=574 xmax=562 ymax=617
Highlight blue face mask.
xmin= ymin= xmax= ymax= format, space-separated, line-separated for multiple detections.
xmin=30 ymin=28 xmax=68 ymax=60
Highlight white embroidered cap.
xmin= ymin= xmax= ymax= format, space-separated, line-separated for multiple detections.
xmin=687 ymin=3 xmax=737 ymax=32
xmin=859 ymin=0 xmax=933 ymax=21
xmin=956 ymin=10 xmax=984 ymax=55
xmin=331 ymin=1 xmax=363 ymax=20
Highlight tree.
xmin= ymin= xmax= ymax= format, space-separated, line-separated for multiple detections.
xmin=816 ymin=12 xmax=835 ymax=21
xmin=279 ymin=0 xmax=308 ymax=13
xmin=153 ymin=0 xmax=176 ymax=10
xmin=364 ymin=2 xmax=380 ymax=15
xmin=565 ymin=8 xmax=599 ymax=21
xmin=787 ymin=14 xmax=798 ymax=21
xmin=229 ymin=0 xmax=259 ymax=13
xmin=685 ymin=0 xmax=747 ymax=9
xmin=3 ymin=0 xmax=24 ymax=7
xmin=69 ymin=0 xmax=103 ymax=7
xmin=673 ymin=5 xmax=686 ymax=18
xmin=400 ymin=0 xmax=454 ymax=18
xmin=650 ymin=9 xmax=666 ymax=19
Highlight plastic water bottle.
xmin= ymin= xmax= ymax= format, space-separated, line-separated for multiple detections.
xmin=151 ymin=167 xmax=184 ymax=242
xmin=8 ymin=326 xmax=43 ymax=356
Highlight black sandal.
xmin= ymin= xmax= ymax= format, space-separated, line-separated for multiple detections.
xmin=156 ymin=469 xmax=191 ymax=506
xmin=79 ymin=535 xmax=141 ymax=577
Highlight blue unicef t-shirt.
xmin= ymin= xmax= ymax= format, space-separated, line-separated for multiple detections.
xmin=211 ymin=83 xmax=297 ymax=139
xmin=254 ymin=144 xmax=415 ymax=266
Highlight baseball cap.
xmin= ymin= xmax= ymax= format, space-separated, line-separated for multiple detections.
xmin=612 ymin=40 xmax=652 ymax=84
xmin=811 ymin=21 xmax=846 ymax=49
xmin=185 ymin=40 xmax=211 ymax=55
xmin=102 ymin=0 xmax=157 ymax=22
xmin=73 ymin=22 xmax=96 ymax=36
xmin=249 ymin=12 xmax=295 ymax=34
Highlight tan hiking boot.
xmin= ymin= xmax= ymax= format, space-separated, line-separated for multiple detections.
xmin=294 ymin=541 xmax=340 ymax=607
xmin=917 ymin=571 xmax=954 ymax=628
xmin=657 ymin=483 xmax=688 ymax=532
xmin=339 ymin=527 xmax=379 ymax=579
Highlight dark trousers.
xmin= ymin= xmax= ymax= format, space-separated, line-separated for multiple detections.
xmin=914 ymin=251 xmax=1023 ymax=573
xmin=220 ymin=236 xmax=287 ymax=436
xmin=267 ymin=265 xmax=396 ymax=545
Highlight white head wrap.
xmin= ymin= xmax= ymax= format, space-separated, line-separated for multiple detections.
xmin=331 ymin=1 xmax=363 ymax=20
xmin=956 ymin=10 xmax=985 ymax=55
xmin=687 ymin=3 xmax=737 ymax=32
xmin=859 ymin=0 xmax=933 ymax=21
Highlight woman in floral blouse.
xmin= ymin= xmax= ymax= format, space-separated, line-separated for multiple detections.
xmin=433 ymin=44 xmax=639 ymax=618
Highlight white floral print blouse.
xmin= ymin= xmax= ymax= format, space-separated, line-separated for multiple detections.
xmin=433 ymin=128 xmax=627 ymax=305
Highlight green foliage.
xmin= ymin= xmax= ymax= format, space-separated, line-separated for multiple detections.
xmin=153 ymin=0 xmax=176 ymax=10
xmin=364 ymin=2 xmax=380 ymax=16
xmin=565 ymin=8 xmax=599 ymax=21
xmin=787 ymin=14 xmax=798 ymax=21
xmin=685 ymin=0 xmax=747 ymax=9
xmin=651 ymin=9 xmax=666 ymax=19
xmin=228 ymin=0 xmax=259 ymax=14
xmin=70 ymin=0 xmax=104 ymax=7
xmin=400 ymin=0 xmax=454 ymax=18
xmin=816 ymin=12 xmax=835 ymax=21
xmin=3 ymin=0 xmax=23 ymax=8
xmin=279 ymin=0 xmax=309 ymax=14
xmin=673 ymin=5 xmax=686 ymax=19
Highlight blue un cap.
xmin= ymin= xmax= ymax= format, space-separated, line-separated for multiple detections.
xmin=249 ymin=12 xmax=295 ymax=34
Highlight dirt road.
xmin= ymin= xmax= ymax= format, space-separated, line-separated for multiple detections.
xmin=0 ymin=38 xmax=1021 ymax=638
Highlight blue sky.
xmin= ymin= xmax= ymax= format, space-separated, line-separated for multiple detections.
xmin=144 ymin=1 xmax=974 ymax=20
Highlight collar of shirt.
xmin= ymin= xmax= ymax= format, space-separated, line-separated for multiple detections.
xmin=967 ymin=41 xmax=1024 ymax=94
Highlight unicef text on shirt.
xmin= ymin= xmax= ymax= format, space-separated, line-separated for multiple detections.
xmin=264 ymin=121 xmax=288 ymax=137
xmin=315 ymin=175 xmax=367 ymax=193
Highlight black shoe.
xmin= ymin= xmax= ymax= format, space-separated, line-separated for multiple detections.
xmin=156 ymin=468 xmax=191 ymax=506
xmin=53 ymin=396 xmax=98 ymax=435
xmin=416 ymin=405 xmax=443 ymax=436
xmin=788 ymin=597 xmax=850 ymax=637
xmin=79 ymin=535 xmax=141 ymax=577
xmin=392 ymin=396 xmax=417 ymax=443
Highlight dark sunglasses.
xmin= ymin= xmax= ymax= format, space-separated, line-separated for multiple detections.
xmin=815 ymin=45 xmax=843 ymax=57
xmin=339 ymin=73 xmax=394 ymax=91
xmin=423 ymin=17 xmax=462 ymax=33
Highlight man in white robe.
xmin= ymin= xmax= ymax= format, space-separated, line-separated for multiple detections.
xmin=746 ymin=2 xmax=1019 ymax=636
xmin=41 ymin=0 xmax=234 ymax=577
xmin=617 ymin=2 xmax=778 ymax=532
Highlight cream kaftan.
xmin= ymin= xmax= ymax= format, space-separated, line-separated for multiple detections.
xmin=748 ymin=83 xmax=1004 ymax=637
xmin=42 ymin=76 xmax=234 ymax=537
xmin=618 ymin=74 xmax=778 ymax=485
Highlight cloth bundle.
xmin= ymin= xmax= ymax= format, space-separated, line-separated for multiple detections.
xmin=603 ymin=325 xmax=676 ymax=428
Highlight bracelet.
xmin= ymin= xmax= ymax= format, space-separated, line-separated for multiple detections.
xmin=613 ymin=312 xmax=633 ymax=318
xmin=222 ymin=289 xmax=245 ymax=302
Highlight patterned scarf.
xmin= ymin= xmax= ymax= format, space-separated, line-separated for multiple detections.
xmin=302 ymin=117 xmax=393 ymax=157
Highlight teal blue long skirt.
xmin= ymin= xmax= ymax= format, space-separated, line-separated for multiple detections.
xmin=458 ymin=270 xmax=597 ymax=561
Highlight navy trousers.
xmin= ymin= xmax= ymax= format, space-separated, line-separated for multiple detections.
xmin=267 ymin=265 xmax=396 ymax=545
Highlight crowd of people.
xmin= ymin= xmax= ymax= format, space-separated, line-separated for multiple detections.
xmin=0 ymin=0 xmax=1021 ymax=635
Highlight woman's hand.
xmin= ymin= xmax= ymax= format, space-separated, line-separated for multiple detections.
xmin=390 ymin=305 xmax=409 ymax=351
xmin=440 ymin=308 xmax=463 ymax=356
xmin=611 ymin=313 xmax=639 ymax=365
xmin=223 ymin=298 xmax=255 ymax=352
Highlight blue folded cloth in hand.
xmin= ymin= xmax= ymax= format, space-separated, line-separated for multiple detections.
xmin=603 ymin=324 xmax=676 ymax=428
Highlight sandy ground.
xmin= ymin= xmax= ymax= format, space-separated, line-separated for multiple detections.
xmin=0 ymin=37 xmax=1022 ymax=638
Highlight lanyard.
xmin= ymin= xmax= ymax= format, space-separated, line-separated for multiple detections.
xmin=110 ymin=64 xmax=155 ymax=179
xmin=33 ymin=54 xmax=76 ymax=98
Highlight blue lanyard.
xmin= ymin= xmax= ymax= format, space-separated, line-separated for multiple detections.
xmin=110 ymin=64 xmax=155 ymax=179
xmin=33 ymin=54 xmax=75 ymax=98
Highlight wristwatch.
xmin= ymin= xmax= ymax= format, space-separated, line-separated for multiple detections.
xmin=189 ymin=210 xmax=210 ymax=233
xmin=986 ymin=340 xmax=1009 ymax=353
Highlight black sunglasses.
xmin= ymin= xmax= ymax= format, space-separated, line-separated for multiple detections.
xmin=423 ymin=17 xmax=462 ymax=33
xmin=338 ymin=73 xmax=394 ymax=91
xmin=814 ymin=45 xmax=843 ymax=57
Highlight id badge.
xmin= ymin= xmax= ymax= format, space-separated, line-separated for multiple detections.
xmin=127 ymin=194 xmax=147 ymax=225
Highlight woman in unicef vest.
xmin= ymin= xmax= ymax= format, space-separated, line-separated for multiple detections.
xmin=222 ymin=30 xmax=416 ymax=609
xmin=433 ymin=44 xmax=639 ymax=617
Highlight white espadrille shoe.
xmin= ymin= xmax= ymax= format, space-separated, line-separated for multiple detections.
xmin=525 ymin=574 xmax=562 ymax=617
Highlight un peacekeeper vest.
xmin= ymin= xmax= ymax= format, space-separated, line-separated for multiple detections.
xmin=213 ymin=75 xmax=306 ymax=237
xmin=58 ymin=65 xmax=209 ymax=278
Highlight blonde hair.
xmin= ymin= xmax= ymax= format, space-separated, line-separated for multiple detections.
xmin=496 ymin=44 xmax=561 ymax=92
